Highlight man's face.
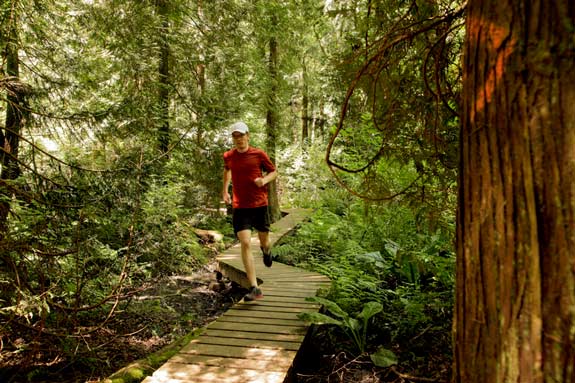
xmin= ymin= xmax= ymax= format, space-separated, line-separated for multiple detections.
xmin=232 ymin=132 xmax=249 ymax=151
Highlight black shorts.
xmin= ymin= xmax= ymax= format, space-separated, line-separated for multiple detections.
xmin=232 ymin=206 xmax=271 ymax=234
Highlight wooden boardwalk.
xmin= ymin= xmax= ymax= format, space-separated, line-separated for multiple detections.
xmin=143 ymin=209 xmax=330 ymax=383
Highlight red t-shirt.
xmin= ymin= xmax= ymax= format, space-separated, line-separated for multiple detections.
xmin=223 ymin=147 xmax=276 ymax=209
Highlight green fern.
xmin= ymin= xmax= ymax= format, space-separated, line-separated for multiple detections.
xmin=299 ymin=297 xmax=383 ymax=354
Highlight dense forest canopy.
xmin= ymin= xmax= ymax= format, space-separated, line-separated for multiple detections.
xmin=1 ymin=0 xmax=573 ymax=382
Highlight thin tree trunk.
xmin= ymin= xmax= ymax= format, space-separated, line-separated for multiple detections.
xmin=157 ymin=0 xmax=170 ymax=155
xmin=266 ymin=33 xmax=281 ymax=222
xmin=0 ymin=10 xmax=27 ymax=236
xmin=454 ymin=1 xmax=575 ymax=382
xmin=196 ymin=1 xmax=206 ymax=149
xmin=301 ymin=60 xmax=309 ymax=143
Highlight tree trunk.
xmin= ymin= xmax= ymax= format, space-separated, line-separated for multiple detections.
xmin=266 ymin=32 xmax=281 ymax=223
xmin=454 ymin=1 xmax=575 ymax=382
xmin=0 ymin=12 xmax=28 ymax=236
xmin=157 ymin=0 xmax=170 ymax=155
xmin=301 ymin=60 xmax=309 ymax=143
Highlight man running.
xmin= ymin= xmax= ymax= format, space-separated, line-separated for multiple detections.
xmin=222 ymin=121 xmax=277 ymax=301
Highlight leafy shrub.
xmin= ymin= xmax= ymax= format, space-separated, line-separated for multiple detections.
xmin=274 ymin=198 xmax=455 ymax=369
xmin=299 ymin=297 xmax=383 ymax=355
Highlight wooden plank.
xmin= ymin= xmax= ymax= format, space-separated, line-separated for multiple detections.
xmin=249 ymin=295 xmax=318 ymax=304
xmin=237 ymin=300 xmax=319 ymax=309
xmin=203 ymin=329 xmax=304 ymax=343
xmin=225 ymin=308 xmax=301 ymax=320
xmin=260 ymin=289 xmax=321 ymax=298
xmin=179 ymin=343 xmax=297 ymax=361
xmin=144 ymin=363 xmax=285 ymax=383
xmin=257 ymin=268 xmax=313 ymax=275
xmin=259 ymin=277 xmax=327 ymax=284
xmin=267 ymin=275 xmax=330 ymax=282
xmin=227 ymin=304 xmax=317 ymax=313
xmin=239 ymin=296 xmax=320 ymax=305
xmin=265 ymin=280 xmax=330 ymax=286
xmin=189 ymin=334 xmax=302 ymax=350
xmin=208 ymin=321 xmax=307 ymax=335
xmin=218 ymin=260 xmax=246 ymax=269
xmin=169 ymin=354 xmax=293 ymax=371
xmin=260 ymin=277 xmax=329 ymax=284
xmin=262 ymin=285 xmax=326 ymax=292
xmin=261 ymin=285 xmax=329 ymax=293
xmin=217 ymin=314 xmax=304 ymax=326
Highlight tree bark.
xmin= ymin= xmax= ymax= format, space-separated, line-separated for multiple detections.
xmin=0 ymin=8 xmax=28 ymax=236
xmin=156 ymin=0 xmax=170 ymax=155
xmin=454 ymin=1 xmax=575 ymax=382
xmin=266 ymin=32 xmax=281 ymax=223
xmin=301 ymin=60 xmax=309 ymax=143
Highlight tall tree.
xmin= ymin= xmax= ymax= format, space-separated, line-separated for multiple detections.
xmin=251 ymin=0 xmax=284 ymax=222
xmin=0 ymin=0 xmax=28 ymax=235
xmin=265 ymin=29 xmax=281 ymax=222
xmin=301 ymin=58 xmax=310 ymax=143
xmin=454 ymin=1 xmax=575 ymax=382
xmin=156 ymin=0 xmax=171 ymax=155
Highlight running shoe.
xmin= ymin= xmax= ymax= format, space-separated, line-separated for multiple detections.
xmin=244 ymin=286 xmax=263 ymax=301
xmin=261 ymin=247 xmax=273 ymax=267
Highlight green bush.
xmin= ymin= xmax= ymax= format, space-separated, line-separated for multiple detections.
xmin=274 ymin=197 xmax=455 ymax=369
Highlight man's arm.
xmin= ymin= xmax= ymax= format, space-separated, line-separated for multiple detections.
xmin=254 ymin=170 xmax=277 ymax=187
xmin=222 ymin=168 xmax=232 ymax=204
xmin=254 ymin=150 xmax=277 ymax=187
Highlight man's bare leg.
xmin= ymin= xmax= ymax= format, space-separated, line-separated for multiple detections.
xmin=258 ymin=231 xmax=273 ymax=267
xmin=237 ymin=229 xmax=258 ymax=287
xmin=258 ymin=231 xmax=271 ymax=252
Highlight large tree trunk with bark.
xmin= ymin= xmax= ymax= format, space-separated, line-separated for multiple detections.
xmin=454 ymin=1 xmax=575 ymax=382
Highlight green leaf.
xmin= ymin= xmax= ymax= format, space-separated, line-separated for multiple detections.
xmin=344 ymin=317 xmax=361 ymax=332
xmin=370 ymin=346 xmax=398 ymax=368
xmin=305 ymin=296 xmax=348 ymax=319
xmin=358 ymin=301 xmax=383 ymax=321
xmin=298 ymin=312 xmax=343 ymax=326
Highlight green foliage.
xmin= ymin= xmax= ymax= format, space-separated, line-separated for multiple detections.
xmin=370 ymin=346 xmax=399 ymax=368
xmin=299 ymin=297 xmax=383 ymax=354
xmin=277 ymin=143 xmax=335 ymax=209
xmin=0 ymin=160 xmax=210 ymax=335
xmin=137 ymin=175 xmax=208 ymax=276
xmin=323 ymin=0 xmax=463 ymax=218
xmin=275 ymin=190 xmax=455 ymax=368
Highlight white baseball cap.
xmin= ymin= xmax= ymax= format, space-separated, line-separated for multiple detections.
xmin=229 ymin=121 xmax=249 ymax=135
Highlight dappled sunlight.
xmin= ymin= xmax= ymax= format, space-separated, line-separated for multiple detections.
xmin=149 ymin=362 xmax=286 ymax=383
xmin=466 ymin=15 xmax=517 ymax=120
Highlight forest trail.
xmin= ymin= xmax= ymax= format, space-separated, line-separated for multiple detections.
xmin=142 ymin=208 xmax=330 ymax=383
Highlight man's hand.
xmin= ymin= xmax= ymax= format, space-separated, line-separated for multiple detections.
xmin=254 ymin=177 xmax=266 ymax=187
xmin=222 ymin=191 xmax=231 ymax=205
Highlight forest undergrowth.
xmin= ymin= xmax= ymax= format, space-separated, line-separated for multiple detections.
xmin=0 ymin=260 xmax=247 ymax=383
xmin=274 ymin=196 xmax=455 ymax=383
xmin=1 ymin=200 xmax=454 ymax=382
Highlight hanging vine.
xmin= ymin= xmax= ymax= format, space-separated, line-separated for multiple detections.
xmin=326 ymin=0 xmax=466 ymax=201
